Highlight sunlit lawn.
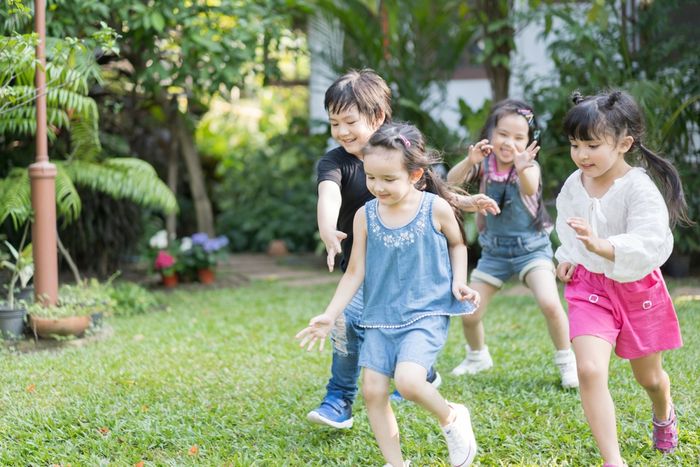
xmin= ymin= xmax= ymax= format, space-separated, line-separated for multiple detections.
xmin=0 ymin=279 xmax=698 ymax=465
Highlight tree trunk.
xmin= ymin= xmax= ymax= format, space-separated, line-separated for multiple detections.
xmin=172 ymin=112 xmax=215 ymax=236
xmin=166 ymin=132 xmax=179 ymax=241
xmin=479 ymin=0 xmax=513 ymax=101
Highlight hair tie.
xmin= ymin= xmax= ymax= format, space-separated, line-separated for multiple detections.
xmin=571 ymin=91 xmax=584 ymax=105
xmin=397 ymin=134 xmax=411 ymax=148
xmin=605 ymin=91 xmax=622 ymax=109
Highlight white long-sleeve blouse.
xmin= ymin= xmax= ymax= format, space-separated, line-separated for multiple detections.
xmin=555 ymin=167 xmax=673 ymax=283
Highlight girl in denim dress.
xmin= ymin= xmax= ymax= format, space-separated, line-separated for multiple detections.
xmin=298 ymin=122 xmax=480 ymax=467
xmin=446 ymin=99 xmax=578 ymax=388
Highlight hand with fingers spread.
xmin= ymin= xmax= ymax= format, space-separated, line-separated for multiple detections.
xmin=556 ymin=261 xmax=576 ymax=283
xmin=467 ymin=139 xmax=493 ymax=165
xmin=453 ymin=283 xmax=481 ymax=308
xmin=465 ymin=193 xmax=501 ymax=216
xmin=295 ymin=313 xmax=335 ymax=352
xmin=514 ymin=140 xmax=540 ymax=173
xmin=321 ymin=230 xmax=347 ymax=272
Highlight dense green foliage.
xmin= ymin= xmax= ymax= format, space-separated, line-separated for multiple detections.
xmin=522 ymin=0 xmax=700 ymax=254
xmin=0 ymin=280 xmax=698 ymax=464
xmin=215 ymin=117 xmax=326 ymax=252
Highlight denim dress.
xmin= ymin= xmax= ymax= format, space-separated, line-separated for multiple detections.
xmin=357 ymin=192 xmax=475 ymax=376
xmin=360 ymin=191 xmax=475 ymax=328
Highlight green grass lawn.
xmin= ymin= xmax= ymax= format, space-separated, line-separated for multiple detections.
xmin=0 ymin=279 xmax=698 ymax=466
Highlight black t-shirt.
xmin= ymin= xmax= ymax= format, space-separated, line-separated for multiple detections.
xmin=316 ymin=146 xmax=374 ymax=271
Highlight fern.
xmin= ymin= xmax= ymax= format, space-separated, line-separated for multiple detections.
xmin=0 ymin=168 xmax=31 ymax=229
xmin=62 ymin=158 xmax=178 ymax=214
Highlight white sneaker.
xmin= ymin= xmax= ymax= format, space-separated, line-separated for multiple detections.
xmin=450 ymin=345 xmax=493 ymax=376
xmin=554 ymin=349 xmax=579 ymax=389
xmin=382 ymin=461 xmax=410 ymax=467
xmin=442 ymin=403 xmax=477 ymax=466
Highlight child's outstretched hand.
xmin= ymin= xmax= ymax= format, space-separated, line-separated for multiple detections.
xmin=295 ymin=313 xmax=334 ymax=352
xmin=453 ymin=283 xmax=481 ymax=308
xmin=467 ymin=139 xmax=493 ymax=165
xmin=513 ymin=141 xmax=540 ymax=172
xmin=462 ymin=193 xmax=501 ymax=216
xmin=321 ymin=230 xmax=347 ymax=272
xmin=556 ymin=261 xmax=576 ymax=283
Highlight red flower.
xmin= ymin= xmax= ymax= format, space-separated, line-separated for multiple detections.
xmin=154 ymin=251 xmax=175 ymax=270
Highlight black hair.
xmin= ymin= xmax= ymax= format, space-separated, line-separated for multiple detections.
xmin=564 ymin=90 xmax=691 ymax=227
xmin=363 ymin=122 xmax=467 ymax=243
xmin=324 ymin=68 xmax=392 ymax=125
xmin=479 ymin=98 xmax=541 ymax=145
xmin=477 ymin=98 xmax=548 ymax=231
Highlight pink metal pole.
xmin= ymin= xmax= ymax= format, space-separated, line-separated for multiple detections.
xmin=29 ymin=0 xmax=58 ymax=305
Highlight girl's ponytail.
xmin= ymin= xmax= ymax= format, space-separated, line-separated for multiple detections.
xmin=422 ymin=168 xmax=468 ymax=244
xmin=636 ymin=142 xmax=693 ymax=227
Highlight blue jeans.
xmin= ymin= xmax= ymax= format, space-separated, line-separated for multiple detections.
xmin=325 ymin=288 xmax=364 ymax=404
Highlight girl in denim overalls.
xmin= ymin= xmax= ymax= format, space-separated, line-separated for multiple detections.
xmin=298 ymin=122 xmax=480 ymax=467
xmin=447 ymin=99 xmax=578 ymax=388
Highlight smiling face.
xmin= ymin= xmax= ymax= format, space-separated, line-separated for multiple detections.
xmin=363 ymin=148 xmax=422 ymax=207
xmin=490 ymin=113 xmax=530 ymax=168
xmin=328 ymin=106 xmax=382 ymax=157
xmin=569 ymin=132 xmax=633 ymax=183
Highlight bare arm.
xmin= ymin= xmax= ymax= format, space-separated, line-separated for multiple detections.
xmin=317 ymin=180 xmax=347 ymax=272
xmin=513 ymin=141 xmax=541 ymax=196
xmin=446 ymin=139 xmax=491 ymax=186
xmin=433 ymin=197 xmax=480 ymax=305
xmin=296 ymin=209 xmax=367 ymax=351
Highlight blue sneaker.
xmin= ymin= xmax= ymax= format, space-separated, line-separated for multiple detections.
xmin=390 ymin=369 xmax=442 ymax=403
xmin=306 ymin=396 xmax=353 ymax=429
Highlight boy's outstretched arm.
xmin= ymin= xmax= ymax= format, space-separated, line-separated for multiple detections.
xmin=297 ymin=209 xmax=367 ymax=351
xmin=317 ymin=181 xmax=347 ymax=272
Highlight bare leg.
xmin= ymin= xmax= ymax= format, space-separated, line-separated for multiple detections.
xmin=629 ymin=352 xmax=672 ymax=421
xmin=363 ymin=369 xmax=403 ymax=466
xmin=459 ymin=281 xmax=499 ymax=350
xmin=525 ymin=268 xmax=570 ymax=350
xmin=572 ymin=335 xmax=624 ymax=465
xmin=394 ymin=362 xmax=452 ymax=424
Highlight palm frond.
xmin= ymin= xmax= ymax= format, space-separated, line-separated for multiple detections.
xmin=55 ymin=164 xmax=82 ymax=225
xmin=0 ymin=168 xmax=31 ymax=229
xmin=61 ymin=158 xmax=178 ymax=214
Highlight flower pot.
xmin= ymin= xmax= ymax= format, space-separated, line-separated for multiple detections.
xmin=0 ymin=305 xmax=27 ymax=340
xmin=267 ymin=239 xmax=289 ymax=257
xmin=161 ymin=272 xmax=178 ymax=288
xmin=197 ymin=268 xmax=216 ymax=284
xmin=28 ymin=314 xmax=91 ymax=338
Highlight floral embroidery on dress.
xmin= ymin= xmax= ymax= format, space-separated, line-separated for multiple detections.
xmin=368 ymin=197 xmax=429 ymax=249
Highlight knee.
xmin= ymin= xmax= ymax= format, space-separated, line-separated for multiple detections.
xmin=462 ymin=311 xmax=483 ymax=326
xmin=539 ymin=300 xmax=564 ymax=319
xmin=635 ymin=369 xmax=668 ymax=391
xmin=393 ymin=373 xmax=423 ymax=401
xmin=362 ymin=378 xmax=386 ymax=404
xmin=576 ymin=359 xmax=607 ymax=385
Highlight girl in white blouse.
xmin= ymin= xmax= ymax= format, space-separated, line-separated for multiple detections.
xmin=555 ymin=90 xmax=691 ymax=467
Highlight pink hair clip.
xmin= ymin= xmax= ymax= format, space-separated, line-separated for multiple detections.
xmin=397 ymin=134 xmax=411 ymax=148
xmin=517 ymin=108 xmax=534 ymax=124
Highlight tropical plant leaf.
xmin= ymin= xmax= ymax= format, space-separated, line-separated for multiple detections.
xmin=0 ymin=168 xmax=31 ymax=229
xmin=62 ymin=158 xmax=178 ymax=214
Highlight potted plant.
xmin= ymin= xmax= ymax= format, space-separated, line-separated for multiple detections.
xmin=154 ymin=250 xmax=179 ymax=287
xmin=0 ymin=232 xmax=33 ymax=340
xmin=27 ymin=300 xmax=93 ymax=339
xmin=58 ymin=279 xmax=117 ymax=330
xmin=182 ymin=233 xmax=229 ymax=284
